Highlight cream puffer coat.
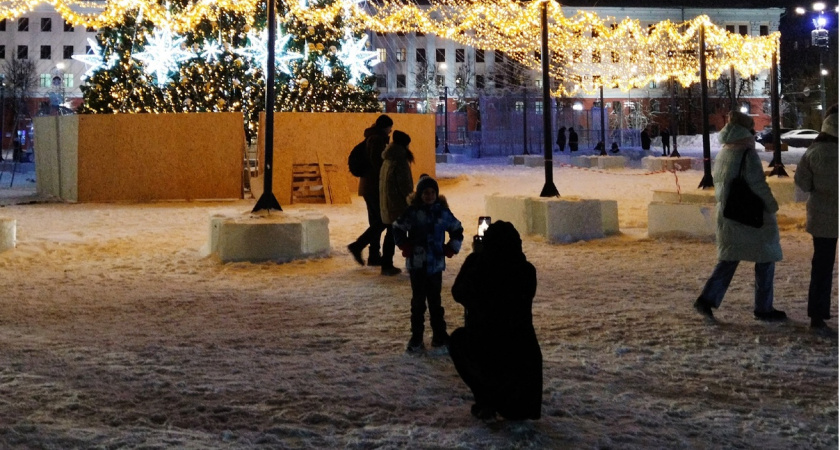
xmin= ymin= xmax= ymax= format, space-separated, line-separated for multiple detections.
xmin=713 ymin=139 xmax=782 ymax=263
xmin=794 ymin=137 xmax=838 ymax=238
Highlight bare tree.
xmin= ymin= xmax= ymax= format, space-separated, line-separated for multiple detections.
xmin=411 ymin=60 xmax=438 ymax=112
xmin=453 ymin=59 xmax=475 ymax=110
xmin=3 ymin=58 xmax=37 ymax=117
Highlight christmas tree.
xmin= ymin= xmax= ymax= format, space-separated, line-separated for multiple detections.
xmin=77 ymin=0 xmax=382 ymax=143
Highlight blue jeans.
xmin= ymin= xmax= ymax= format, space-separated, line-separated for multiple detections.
xmin=700 ymin=260 xmax=775 ymax=313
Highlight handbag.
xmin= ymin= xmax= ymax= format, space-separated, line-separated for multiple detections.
xmin=722 ymin=149 xmax=764 ymax=228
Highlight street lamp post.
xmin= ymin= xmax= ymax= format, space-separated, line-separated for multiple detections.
xmin=443 ymin=85 xmax=449 ymax=154
xmin=799 ymin=2 xmax=834 ymax=119
xmin=0 ymin=79 xmax=5 ymax=162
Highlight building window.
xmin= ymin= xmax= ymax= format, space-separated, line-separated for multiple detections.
xmin=375 ymin=31 xmax=384 ymax=36
xmin=41 ymin=18 xmax=51 ymax=32
xmin=514 ymin=101 xmax=524 ymax=112
xmin=40 ymin=74 xmax=51 ymax=88
xmin=476 ymin=49 xmax=484 ymax=63
xmin=651 ymin=100 xmax=660 ymax=112
xmin=649 ymin=80 xmax=657 ymax=89
xmin=63 ymin=45 xmax=73 ymax=59
xmin=494 ymin=73 xmax=505 ymax=88
xmin=17 ymin=45 xmax=27 ymax=59
xmin=64 ymin=20 xmax=74 ymax=32
xmin=396 ymin=101 xmax=405 ymax=113
xmin=738 ymin=25 xmax=748 ymax=36
xmin=435 ymin=75 xmax=445 ymax=87
xmin=40 ymin=45 xmax=50 ymax=59
xmin=0 ymin=19 xmax=5 ymax=31
xmin=376 ymin=74 xmax=386 ymax=88
xmin=63 ymin=73 xmax=73 ymax=88
xmin=396 ymin=31 xmax=405 ymax=36
xmin=86 ymin=26 xmax=95 ymax=32
xmin=396 ymin=74 xmax=406 ymax=88
xmin=18 ymin=18 xmax=29 ymax=32
xmin=396 ymin=48 xmax=406 ymax=62
xmin=726 ymin=25 xmax=735 ymax=34
xmin=436 ymin=48 xmax=445 ymax=63
xmin=415 ymin=31 xmax=424 ymax=37
xmin=0 ymin=45 xmax=4 ymax=59
xmin=377 ymin=48 xmax=386 ymax=62
xmin=592 ymin=50 xmax=601 ymax=63
xmin=494 ymin=50 xmax=503 ymax=63
xmin=416 ymin=48 xmax=426 ymax=64
xmin=476 ymin=74 xmax=485 ymax=89
xmin=535 ymin=101 xmax=543 ymax=114
xmin=455 ymin=48 xmax=464 ymax=63
xmin=760 ymin=25 xmax=768 ymax=36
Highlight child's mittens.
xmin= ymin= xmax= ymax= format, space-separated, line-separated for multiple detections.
xmin=444 ymin=243 xmax=456 ymax=258
xmin=399 ymin=244 xmax=413 ymax=258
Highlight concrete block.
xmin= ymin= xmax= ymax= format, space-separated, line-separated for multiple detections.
xmin=536 ymin=197 xmax=605 ymax=243
xmin=600 ymin=200 xmax=619 ymax=235
xmin=597 ymin=156 xmax=626 ymax=170
xmin=208 ymin=211 xmax=330 ymax=263
xmin=436 ymin=153 xmax=464 ymax=164
xmin=0 ymin=217 xmax=15 ymax=253
xmin=651 ymin=189 xmax=716 ymax=204
xmin=510 ymin=155 xmax=545 ymax=167
xmin=642 ymin=157 xmax=696 ymax=172
xmin=485 ymin=194 xmax=532 ymax=236
xmin=571 ymin=155 xmax=597 ymax=168
xmin=648 ymin=202 xmax=716 ymax=240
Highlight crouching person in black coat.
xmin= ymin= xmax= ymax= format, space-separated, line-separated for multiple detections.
xmin=448 ymin=221 xmax=542 ymax=421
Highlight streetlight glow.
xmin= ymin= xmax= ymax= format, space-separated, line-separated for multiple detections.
xmin=796 ymin=6 xmax=807 ymax=14
xmin=816 ymin=16 xmax=828 ymax=27
xmin=813 ymin=2 xmax=826 ymax=11
xmin=822 ymin=68 xmax=829 ymax=75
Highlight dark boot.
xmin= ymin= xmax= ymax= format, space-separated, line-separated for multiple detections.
xmin=406 ymin=334 xmax=424 ymax=353
xmin=347 ymin=243 xmax=364 ymax=266
xmin=367 ymin=252 xmax=383 ymax=266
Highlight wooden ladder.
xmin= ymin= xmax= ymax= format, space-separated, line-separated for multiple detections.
xmin=290 ymin=152 xmax=351 ymax=204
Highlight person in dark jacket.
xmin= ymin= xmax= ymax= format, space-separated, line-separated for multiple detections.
xmin=348 ymin=115 xmax=392 ymax=267
xmin=794 ymin=105 xmax=838 ymax=330
xmin=610 ymin=141 xmax=620 ymax=153
xmin=641 ymin=128 xmax=651 ymax=150
xmin=394 ymin=175 xmax=464 ymax=352
xmin=556 ymin=127 xmax=566 ymax=152
xmin=567 ymin=127 xmax=579 ymax=152
xmin=449 ymin=221 xmax=542 ymax=421
xmin=380 ymin=130 xmax=416 ymax=275
xmin=660 ymin=128 xmax=671 ymax=156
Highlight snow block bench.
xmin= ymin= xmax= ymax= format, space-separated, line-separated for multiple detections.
xmin=485 ymin=194 xmax=618 ymax=243
xmin=436 ymin=153 xmax=465 ymax=164
xmin=0 ymin=217 xmax=15 ymax=253
xmin=766 ymin=176 xmax=806 ymax=204
xmin=651 ymin=189 xmax=716 ymax=204
xmin=207 ymin=211 xmax=330 ymax=263
xmin=509 ymin=155 xmax=545 ymax=167
xmin=642 ymin=157 xmax=696 ymax=172
xmin=648 ymin=202 xmax=716 ymax=240
xmin=596 ymin=156 xmax=626 ymax=170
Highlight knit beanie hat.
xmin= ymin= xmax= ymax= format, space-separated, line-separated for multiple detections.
xmin=375 ymin=114 xmax=393 ymax=129
xmin=821 ymin=112 xmax=838 ymax=137
xmin=392 ymin=130 xmax=411 ymax=147
xmin=718 ymin=111 xmax=755 ymax=144
xmin=415 ymin=174 xmax=438 ymax=196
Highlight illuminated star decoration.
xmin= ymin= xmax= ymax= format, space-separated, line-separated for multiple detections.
xmin=72 ymin=38 xmax=118 ymax=79
xmin=132 ymin=28 xmax=196 ymax=86
xmin=336 ymin=33 xmax=380 ymax=84
xmin=200 ymin=38 xmax=224 ymax=63
xmin=317 ymin=55 xmax=333 ymax=77
xmin=238 ymin=26 xmax=303 ymax=76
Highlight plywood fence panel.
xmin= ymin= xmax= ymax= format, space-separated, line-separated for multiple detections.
xmin=257 ymin=112 xmax=436 ymax=205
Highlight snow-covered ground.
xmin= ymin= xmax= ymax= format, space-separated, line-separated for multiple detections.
xmin=0 ymin=140 xmax=836 ymax=449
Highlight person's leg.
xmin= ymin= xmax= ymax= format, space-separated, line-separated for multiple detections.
xmin=426 ymin=272 xmax=448 ymax=346
xmin=408 ymin=269 xmax=428 ymax=346
xmin=809 ymin=237 xmax=837 ymax=320
xmin=753 ymin=262 xmax=776 ymax=313
xmin=380 ymin=225 xmax=399 ymax=274
xmin=699 ymin=260 xmax=739 ymax=307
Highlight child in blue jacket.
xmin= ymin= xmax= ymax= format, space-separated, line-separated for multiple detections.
xmin=393 ymin=175 xmax=464 ymax=353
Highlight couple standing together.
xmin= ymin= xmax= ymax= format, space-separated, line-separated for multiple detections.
xmin=347 ymin=114 xmax=410 ymax=276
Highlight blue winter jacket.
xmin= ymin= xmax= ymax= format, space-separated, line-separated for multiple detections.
xmin=393 ymin=196 xmax=464 ymax=275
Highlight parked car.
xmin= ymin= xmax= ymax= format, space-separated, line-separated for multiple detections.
xmin=780 ymin=129 xmax=819 ymax=148
xmin=755 ymin=127 xmax=793 ymax=145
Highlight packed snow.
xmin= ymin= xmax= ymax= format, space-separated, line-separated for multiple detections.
xmin=0 ymin=141 xmax=836 ymax=449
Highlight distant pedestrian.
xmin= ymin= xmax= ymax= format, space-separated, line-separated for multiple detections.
xmin=594 ymin=141 xmax=605 ymax=153
xmin=641 ymin=128 xmax=651 ymax=151
xmin=794 ymin=105 xmax=838 ymax=331
xmin=693 ymin=111 xmax=786 ymax=322
xmin=449 ymin=221 xmax=542 ymax=421
xmin=568 ymin=127 xmax=579 ymax=152
xmin=380 ymin=130 xmax=415 ymax=276
xmin=348 ymin=114 xmax=393 ymax=267
xmin=610 ymin=142 xmax=620 ymax=153
xmin=393 ymin=175 xmax=464 ymax=353
xmin=556 ymin=127 xmax=566 ymax=152
xmin=660 ymin=129 xmax=670 ymax=156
